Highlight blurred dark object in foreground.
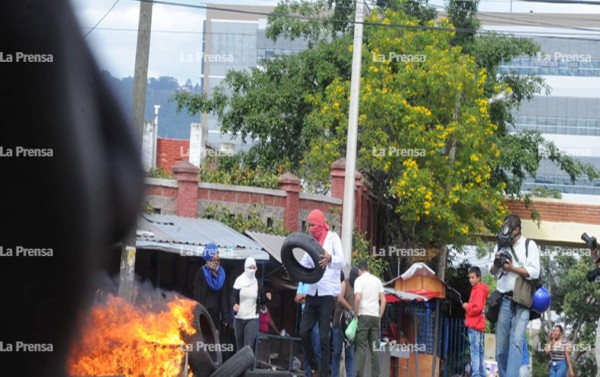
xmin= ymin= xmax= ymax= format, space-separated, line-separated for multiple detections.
xmin=0 ymin=1 xmax=144 ymax=376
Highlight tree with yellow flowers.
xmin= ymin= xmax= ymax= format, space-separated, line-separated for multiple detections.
xmin=302 ymin=8 xmax=507 ymax=269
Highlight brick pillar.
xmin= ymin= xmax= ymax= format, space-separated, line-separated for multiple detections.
xmin=279 ymin=173 xmax=301 ymax=232
xmin=331 ymin=158 xmax=346 ymax=199
xmin=173 ymin=160 xmax=200 ymax=217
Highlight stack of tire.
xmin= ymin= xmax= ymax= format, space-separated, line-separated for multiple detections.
xmin=188 ymin=306 xmax=296 ymax=377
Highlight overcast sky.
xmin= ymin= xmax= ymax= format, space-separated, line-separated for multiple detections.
xmin=69 ymin=0 xmax=279 ymax=84
xmin=70 ymin=0 xmax=599 ymax=85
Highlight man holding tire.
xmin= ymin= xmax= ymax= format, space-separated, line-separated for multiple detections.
xmin=300 ymin=209 xmax=346 ymax=377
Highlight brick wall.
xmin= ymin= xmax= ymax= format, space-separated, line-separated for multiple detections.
xmin=507 ymin=199 xmax=600 ymax=225
xmin=156 ymin=138 xmax=190 ymax=173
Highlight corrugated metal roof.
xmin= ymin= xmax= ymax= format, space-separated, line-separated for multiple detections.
xmin=245 ymin=231 xmax=352 ymax=277
xmin=384 ymin=288 xmax=429 ymax=302
xmin=137 ymin=214 xmax=269 ymax=261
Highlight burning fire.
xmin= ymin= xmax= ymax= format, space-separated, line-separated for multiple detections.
xmin=67 ymin=293 xmax=198 ymax=377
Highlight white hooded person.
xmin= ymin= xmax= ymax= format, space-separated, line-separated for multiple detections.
xmin=232 ymin=257 xmax=271 ymax=351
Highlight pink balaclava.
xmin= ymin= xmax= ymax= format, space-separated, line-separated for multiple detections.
xmin=307 ymin=209 xmax=329 ymax=246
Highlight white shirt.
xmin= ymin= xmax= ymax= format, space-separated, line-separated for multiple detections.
xmin=300 ymin=231 xmax=346 ymax=297
xmin=354 ymin=271 xmax=384 ymax=317
xmin=489 ymin=236 xmax=540 ymax=294
xmin=236 ymin=281 xmax=259 ymax=319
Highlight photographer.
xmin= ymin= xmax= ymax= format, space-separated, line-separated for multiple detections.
xmin=582 ymin=232 xmax=600 ymax=282
xmin=489 ymin=214 xmax=540 ymax=377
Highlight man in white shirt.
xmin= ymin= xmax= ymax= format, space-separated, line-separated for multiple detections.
xmin=489 ymin=214 xmax=540 ymax=377
xmin=354 ymin=261 xmax=386 ymax=377
xmin=300 ymin=210 xmax=346 ymax=377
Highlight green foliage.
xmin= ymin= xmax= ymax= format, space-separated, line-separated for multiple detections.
xmin=531 ymin=253 xmax=600 ymax=376
xmin=201 ymin=202 xmax=288 ymax=235
xmin=306 ymin=8 xmax=507 ymax=250
xmin=143 ymin=201 xmax=158 ymax=214
xmin=353 ymin=230 xmax=386 ymax=278
xmin=443 ymin=260 xmax=474 ymax=319
xmin=147 ymin=166 xmax=174 ymax=179
xmin=530 ymin=186 xmax=562 ymax=199
xmin=175 ymin=37 xmax=353 ymax=177
xmin=376 ymin=0 xmax=437 ymax=25
xmin=447 ymin=0 xmax=480 ymax=48
xmin=198 ymin=155 xmax=282 ymax=189
xmin=267 ymin=0 xmax=355 ymax=46
xmin=482 ymin=273 xmax=496 ymax=333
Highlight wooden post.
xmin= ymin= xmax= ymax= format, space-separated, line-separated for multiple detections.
xmin=119 ymin=0 xmax=153 ymax=302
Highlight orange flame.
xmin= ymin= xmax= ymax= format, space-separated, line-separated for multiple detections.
xmin=67 ymin=293 xmax=197 ymax=377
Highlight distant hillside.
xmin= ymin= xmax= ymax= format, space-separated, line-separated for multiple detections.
xmin=101 ymin=71 xmax=202 ymax=139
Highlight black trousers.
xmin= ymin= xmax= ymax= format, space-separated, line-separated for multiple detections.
xmin=300 ymin=295 xmax=335 ymax=376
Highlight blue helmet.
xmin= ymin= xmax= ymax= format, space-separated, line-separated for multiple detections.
xmin=531 ymin=286 xmax=551 ymax=313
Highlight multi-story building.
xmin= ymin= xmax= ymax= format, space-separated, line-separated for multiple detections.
xmin=476 ymin=9 xmax=600 ymax=194
xmin=201 ymin=4 xmax=307 ymax=151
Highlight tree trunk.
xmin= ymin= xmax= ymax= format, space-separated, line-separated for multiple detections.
xmin=437 ymin=245 xmax=448 ymax=281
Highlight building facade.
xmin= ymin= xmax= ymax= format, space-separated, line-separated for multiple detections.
xmin=479 ymin=11 xmax=600 ymax=194
xmin=202 ymin=4 xmax=308 ymax=151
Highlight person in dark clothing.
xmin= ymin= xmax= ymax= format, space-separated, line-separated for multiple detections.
xmin=194 ymin=243 xmax=228 ymax=329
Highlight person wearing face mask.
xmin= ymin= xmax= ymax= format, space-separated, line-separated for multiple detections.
xmin=232 ymin=257 xmax=271 ymax=351
xmin=194 ymin=243 xmax=229 ymax=332
xmin=300 ymin=209 xmax=346 ymax=377
xmin=489 ymin=214 xmax=540 ymax=377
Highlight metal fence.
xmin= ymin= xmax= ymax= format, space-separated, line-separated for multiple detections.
xmin=440 ymin=316 xmax=469 ymax=377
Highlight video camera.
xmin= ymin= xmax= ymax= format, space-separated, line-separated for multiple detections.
xmin=581 ymin=232 xmax=600 ymax=282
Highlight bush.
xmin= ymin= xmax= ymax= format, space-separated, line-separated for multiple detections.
xmin=201 ymin=203 xmax=288 ymax=235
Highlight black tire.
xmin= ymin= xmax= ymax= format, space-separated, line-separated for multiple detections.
xmin=244 ymin=371 xmax=293 ymax=377
xmin=186 ymin=304 xmax=223 ymax=377
xmin=280 ymin=232 xmax=325 ymax=284
xmin=209 ymin=345 xmax=256 ymax=377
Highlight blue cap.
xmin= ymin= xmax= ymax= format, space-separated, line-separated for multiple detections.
xmin=203 ymin=243 xmax=218 ymax=261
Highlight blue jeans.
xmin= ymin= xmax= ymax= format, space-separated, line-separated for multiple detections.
xmin=496 ymin=297 xmax=530 ymax=377
xmin=332 ymin=327 xmax=355 ymax=377
xmin=549 ymin=360 xmax=567 ymax=377
xmin=468 ymin=328 xmax=485 ymax=377
xmin=304 ymin=324 xmax=320 ymax=377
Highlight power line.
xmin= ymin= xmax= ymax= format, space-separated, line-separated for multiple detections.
xmin=84 ymin=0 xmax=121 ymax=38
xmin=81 ymin=24 xmax=600 ymax=40
xmin=125 ymin=0 xmax=600 ymax=36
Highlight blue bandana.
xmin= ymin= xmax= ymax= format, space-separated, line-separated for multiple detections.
xmin=203 ymin=265 xmax=225 ymax=291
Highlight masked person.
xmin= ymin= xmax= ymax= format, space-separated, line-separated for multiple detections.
xmin=194 ymin=243 xmax=228 ymax=332
xmin=300 ymin=209 xmax=346 ymax=377
xmin=232 ymin=257 xmax=271 ymax=351
xmin=489 ymin=214 xmax=540 ymax=377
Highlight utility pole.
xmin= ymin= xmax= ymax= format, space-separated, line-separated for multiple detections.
xmin=119 ymin=0 xmax=153 ymax=302
xmin=341 ymin=0 xmax=365 ymax=264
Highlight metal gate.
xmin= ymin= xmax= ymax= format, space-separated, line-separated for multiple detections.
xmin=440 ymin=317 xmax=469 ymax=377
